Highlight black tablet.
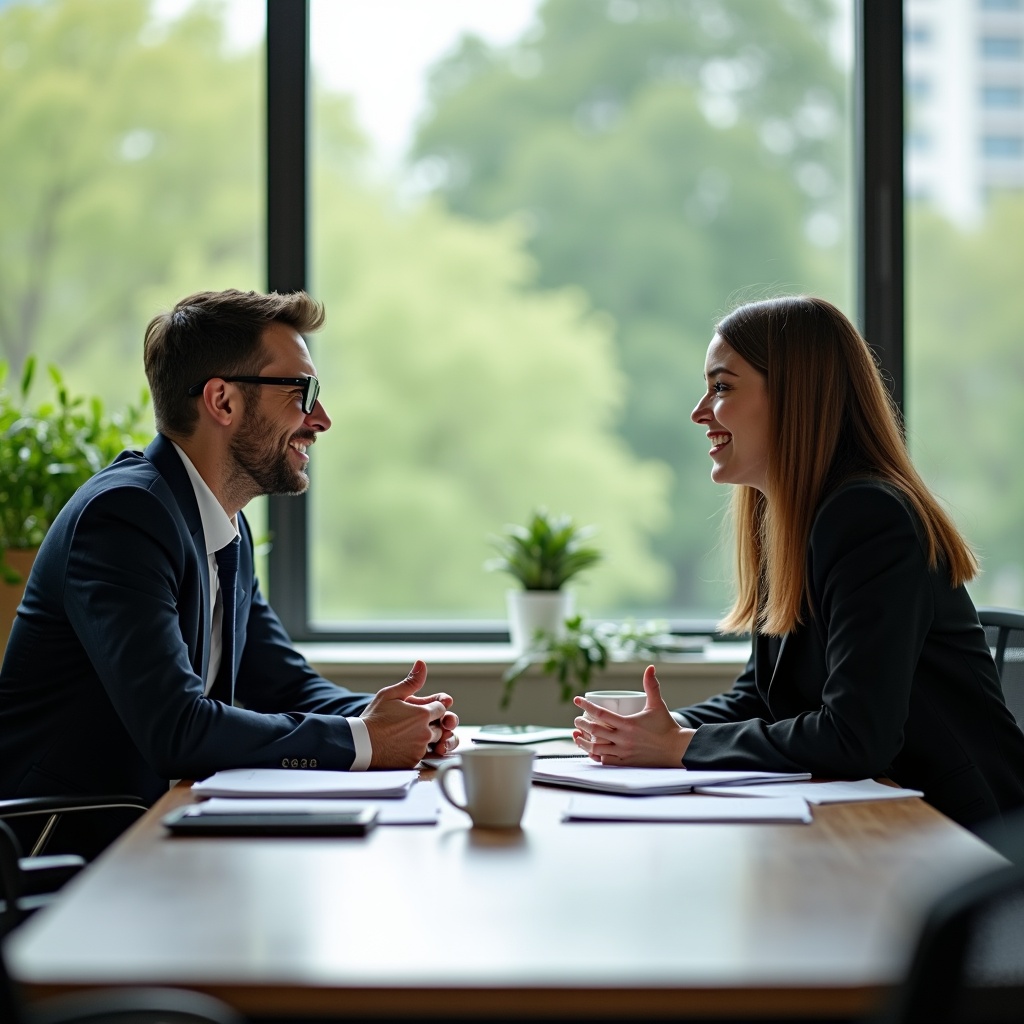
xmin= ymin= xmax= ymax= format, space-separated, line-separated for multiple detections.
xmin=162 ymin=804 xmax=378 ymax=837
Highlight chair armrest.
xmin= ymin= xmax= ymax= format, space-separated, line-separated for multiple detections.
xmin=0 ymin=796 xmax=147 ymax=819
xmin=0 ymin=796 xmax=147 ymax=858
xmin=17 ymin=855 xmax=85 ymax=896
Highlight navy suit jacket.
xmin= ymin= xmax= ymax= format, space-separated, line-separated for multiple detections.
xmin=0 ymin=434 xmax=372 ymax=806
xmin=679 ymin=480 xmax=1024 ymax=827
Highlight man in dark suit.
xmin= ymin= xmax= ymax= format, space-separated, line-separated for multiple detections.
xmin=0 ymin=289 xmax=458 ymax=838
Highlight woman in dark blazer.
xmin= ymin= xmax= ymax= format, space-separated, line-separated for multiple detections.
xmin=573 ymin=296 xmax=1024 ymax=828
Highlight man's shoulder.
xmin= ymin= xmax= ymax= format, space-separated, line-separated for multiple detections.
xmin=70 ymin=448 xmax=165 ymax=505
xmin=54 ymin=446 xmax=190 ymax=540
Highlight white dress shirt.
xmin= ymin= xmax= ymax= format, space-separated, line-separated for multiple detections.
xmin=170 ymin=443 xmax=371 ymax=769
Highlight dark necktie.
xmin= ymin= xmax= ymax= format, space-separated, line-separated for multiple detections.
xmin=209 ymin=538 xmax=240 ymax=704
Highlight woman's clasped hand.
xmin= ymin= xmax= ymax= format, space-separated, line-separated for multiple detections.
xmin=573 ymin=665 xmax=695 ymax=766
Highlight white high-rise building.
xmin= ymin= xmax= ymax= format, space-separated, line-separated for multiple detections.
xmin=906 ymin=0 xmax=1024 ymax=226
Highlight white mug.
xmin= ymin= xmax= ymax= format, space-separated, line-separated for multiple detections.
xmin=436 ymin=747 xmax=535 ymax=828
xmin=583 ymin=689 xmax=647 ymax=715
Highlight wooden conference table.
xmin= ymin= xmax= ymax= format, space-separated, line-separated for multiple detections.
xmin=6 ymin=735 xmax=1009 ymax=1021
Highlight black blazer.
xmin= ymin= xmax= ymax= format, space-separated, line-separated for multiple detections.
xmin=680 ymin=480 xmax=1024 ymax=827
xmin=0 ymin=434 xmax=372 ymax=806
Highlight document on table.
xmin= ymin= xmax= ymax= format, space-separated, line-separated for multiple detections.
xmin=191 ymin=768 xmax=418 ymax=799
xmin=471 ymin=725 xmax=576 ymax=745
xmin=531 ymin=761 xmax=811 ymax=796
xmin=692 ymin=778 xmax=925 ymax=803
xmin=420 ymin=751 xmax=586 ymax=769
xmin=563 ymin=793 xmax=812 ymax=824
xmin=183 ymin=781 xmax=441 ymax=825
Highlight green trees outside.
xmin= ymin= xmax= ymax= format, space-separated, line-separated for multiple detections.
xmin=411 ymin=0 xmax=851 ymax=610
xmin=309 ymin=115 xmax=670 ymax=615
xmin=0 ymin=0 xmax=262 ymax=400
xmin=907 ymin=195 xmax=1024 ymax=607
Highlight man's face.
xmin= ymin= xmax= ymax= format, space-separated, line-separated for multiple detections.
xmin=228 ymin=322 xmax=331 ymax=497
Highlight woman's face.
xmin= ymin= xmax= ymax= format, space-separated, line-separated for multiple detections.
xmin=691 ymin=334 xmax=770 ymax=492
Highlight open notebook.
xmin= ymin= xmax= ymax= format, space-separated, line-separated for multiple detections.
xmin=531 ymin=761 xmax=810 ymax=796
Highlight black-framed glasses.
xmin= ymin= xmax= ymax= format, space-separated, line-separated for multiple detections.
xmin=187 ymin=375 xmax=320 ymax=414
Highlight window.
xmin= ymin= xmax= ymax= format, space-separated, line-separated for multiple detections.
xmin=304 ymin=0 xmax=855 ymax=631
xmin=908 ymin=1 xmax=1024 ymax=609
xmin=4 ymin=3 xmax=931 ymax=642
xmin=981 ymin=0 xmax=1022 ymax=11
xmin=981 ymin=36 xmax=1024 ymax=58
xmin=982 ymin=84 xmax=1024 ymax=107
xmin=908 ymin=129 xmax=933 ymax=151
xmin=908 ymin=76 xmax=932 ymax=101
xmin=982 ymin=134 xmax=1024 ymax=156
xmin=906 ymin=23 xmax=933 ymax=45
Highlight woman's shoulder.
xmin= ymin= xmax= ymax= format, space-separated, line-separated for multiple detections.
xmin=810 ymin=477 xmax=921 ymax=548
xmin=816 ymin=476 xmax=911 ymax=517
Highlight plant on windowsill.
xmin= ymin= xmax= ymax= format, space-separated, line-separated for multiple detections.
xmin=1 ymin=358 xmax=150 ymax=645
xmin=485 ymin=509 xmax=602 ymax=653
xmin=499 ymin=615 xmax=684 ymax=709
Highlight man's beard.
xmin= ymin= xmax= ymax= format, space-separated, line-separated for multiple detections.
xmin=229 ymin=406 xmax=313 ymax=497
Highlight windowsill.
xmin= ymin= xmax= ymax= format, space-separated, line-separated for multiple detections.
xmin=295 ymin=640 xmax=750 ymax=670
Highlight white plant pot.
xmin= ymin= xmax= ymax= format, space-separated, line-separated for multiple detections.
xmin=506 ymin=589 xmax=575 ymax=653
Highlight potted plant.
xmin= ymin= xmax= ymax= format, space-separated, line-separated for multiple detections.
xmin=1 ymin=357 xmax=150 ymax=647
xmin=485 ymin=509 xmax=602 ymax=652
xmin=499 ymin=615 xmax=681 ymax=709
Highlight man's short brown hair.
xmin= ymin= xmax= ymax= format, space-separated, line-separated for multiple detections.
xmin=144 ymin=289 xmax=325 ymax=437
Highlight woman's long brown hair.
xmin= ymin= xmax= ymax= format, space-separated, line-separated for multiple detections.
xmin=716 ymin=296 xmax=977 ymax=636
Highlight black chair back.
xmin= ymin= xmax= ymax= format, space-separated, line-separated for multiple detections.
xmin=883 ymin=861 xmax=1024 ymax=1024
xmin=978 ymin=606 xmax=1024 ymax=731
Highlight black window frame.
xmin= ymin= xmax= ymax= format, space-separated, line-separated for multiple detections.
xmin=265 ymin=0 xmax=904 ymax=644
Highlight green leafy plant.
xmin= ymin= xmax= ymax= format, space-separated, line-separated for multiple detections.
xmin=0 ymin=358 xmax=150 ymax=582
xmin=500 ymin=615 xmax=682 ymax=709
xmin=485 ymin=509 xmax=602 ymax=591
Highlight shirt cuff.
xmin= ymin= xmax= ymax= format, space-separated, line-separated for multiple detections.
xmin=347 ymin=716 xmax=372 ymax=771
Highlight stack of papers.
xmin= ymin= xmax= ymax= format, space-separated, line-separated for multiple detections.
xmin=531 ymin=762 xmax=810 ymax=796
xmin=179 ymin=782 xmax=441 ymax=826
xmin=693 ymin=779 xmax=924 ymax=803
xmin=191 ymin=768 xmax=418 ymax=800
xmin=563 ymin=793 xmax=812 ymax=824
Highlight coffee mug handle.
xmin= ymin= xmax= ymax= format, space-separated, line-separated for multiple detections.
xmin=436 ymin=762 xmax=468 ymax=812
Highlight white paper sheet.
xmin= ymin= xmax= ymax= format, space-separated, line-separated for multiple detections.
xmin=188 ymin=781 xmax=440 ymax=824
xmin=563 ymin=793 xmax=812 ymax=823
xmin=692 ymin=778 xmax=924 ymax=803
xmin=191 ymin=768 xmax=418 ymax=799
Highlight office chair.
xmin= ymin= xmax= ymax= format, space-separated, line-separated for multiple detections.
xmin=0 ymin=795 xmax=147 ymax=925
xmin=0 ymin=820 xmax=82 ymax=936
xmin=1 ymin=941 xmax=243 ymax=1024
xmin=0 ymin=795 xmax=148 ymax=862
xmin=880 ymin=860 xmax=1024 ymax=1024
xmin=1 ymin=820 xmax=44 ymax=935
xmin=977 ymin=606 xmax=1024 ymax=731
